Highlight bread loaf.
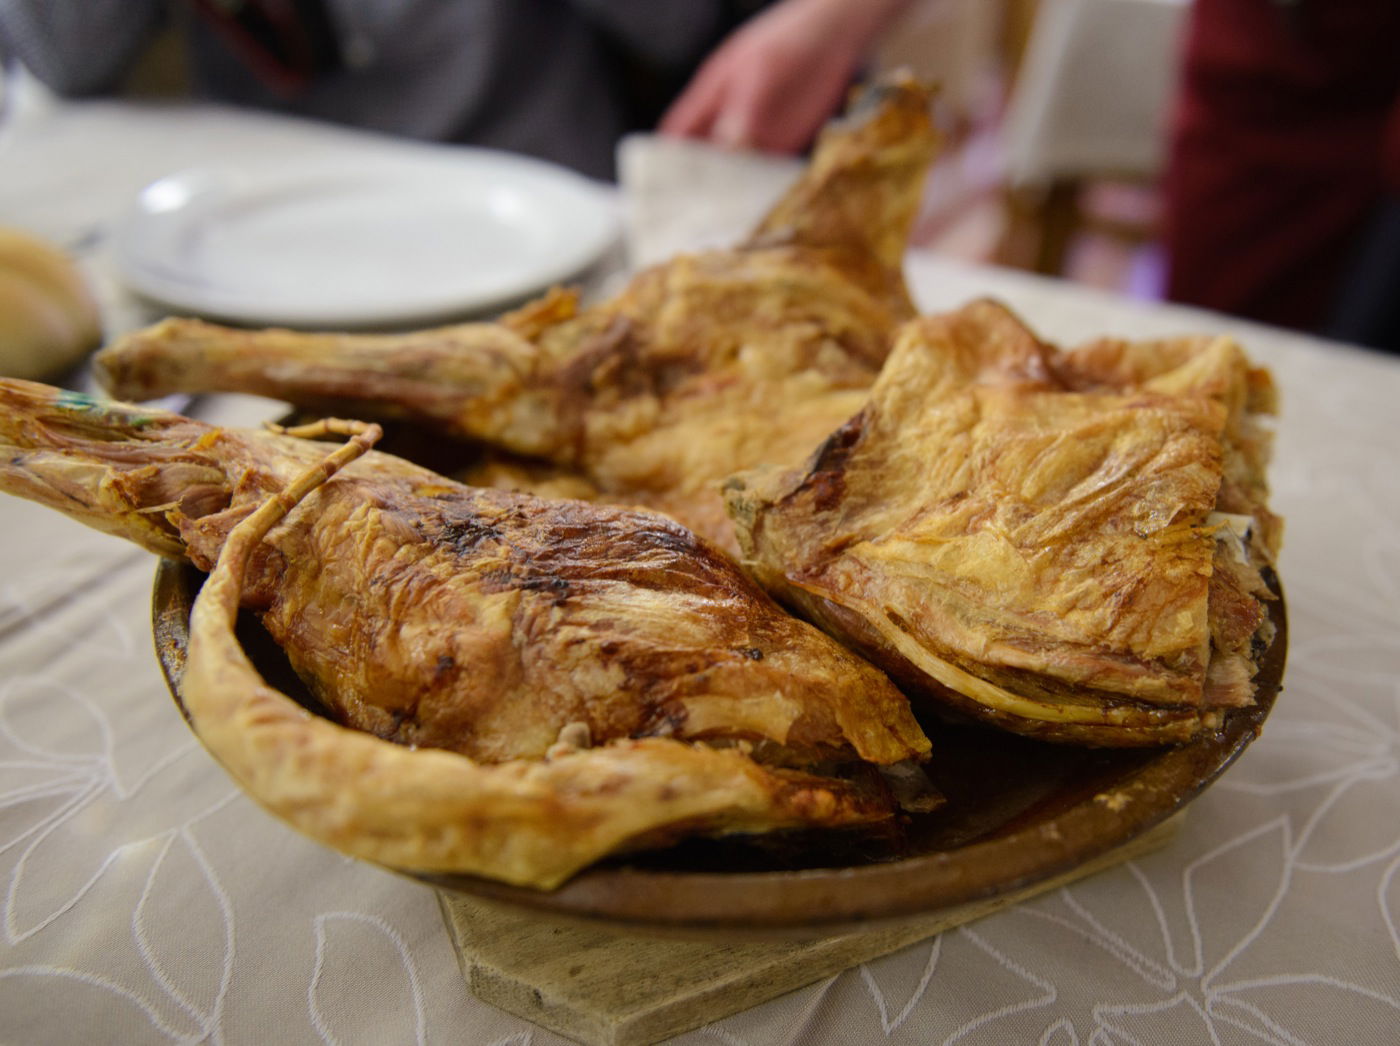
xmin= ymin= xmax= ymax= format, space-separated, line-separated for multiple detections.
xmin=0 ymin=228 xmax=102 ymax=379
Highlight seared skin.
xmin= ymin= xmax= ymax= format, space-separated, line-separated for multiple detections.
xmin=0 ymin=378 xmax=935 ymax=886
xmin=178 ymin=423 xmax=902 ymax=889
xmin=724 ymin=301 xmax=1280 ymax=746
xmin=0 ymin=378 xmax=929 ymax=769
xmin=94 ymin=76 xmax=940 ymax=555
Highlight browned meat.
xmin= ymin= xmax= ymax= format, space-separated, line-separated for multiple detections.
xmin=94 ymin=75 xmax=941 ymax=556
xmin=724 ymin=300 xmax=1280 ymax=746
xmin=0 ymin=378 xmax=931 ymax=886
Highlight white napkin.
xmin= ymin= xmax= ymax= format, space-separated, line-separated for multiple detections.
xmin=616 ymin=132 xmax=804 ymax=268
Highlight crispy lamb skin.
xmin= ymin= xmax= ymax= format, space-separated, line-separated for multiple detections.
xmin=725 ymin=300 xmax=1281 ymax=746
xmin=93 ymin=75 xmax=941 ymax=557
xmin=0 ymin=378 xmax=935 ymax=887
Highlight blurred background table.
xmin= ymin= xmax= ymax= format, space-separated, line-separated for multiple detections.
xmin=3 ymin=71 xmax=1400 ymax=1046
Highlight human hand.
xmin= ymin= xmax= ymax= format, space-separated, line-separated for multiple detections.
xmin=658 ymin=0 xmax=910 ymax=153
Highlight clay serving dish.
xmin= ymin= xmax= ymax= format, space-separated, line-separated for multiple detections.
xmin=152 ymin=560 xmax=1286 ymax=933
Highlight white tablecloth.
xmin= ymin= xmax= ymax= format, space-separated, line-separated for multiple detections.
xmin=4 ymin=86 xmax=1400 ymax=1045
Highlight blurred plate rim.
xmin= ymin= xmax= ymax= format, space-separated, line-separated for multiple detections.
xmin=112 ymin=151 xmax=618 ymax=328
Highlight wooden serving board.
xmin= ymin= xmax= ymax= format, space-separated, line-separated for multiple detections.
xmin=437 ymin=813 xmax=1182 ymax=1046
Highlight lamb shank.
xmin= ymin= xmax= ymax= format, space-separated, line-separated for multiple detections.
xmin=0 ymin=378 xmax=931 ymax=887
xmin=95 ymin=75 xmax=940 ymax=555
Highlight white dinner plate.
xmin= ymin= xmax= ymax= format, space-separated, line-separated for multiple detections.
xmin=113 ymin=151 xmax=618 ymax=328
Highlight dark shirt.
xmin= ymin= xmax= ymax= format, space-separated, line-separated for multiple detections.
xmin=1164 ymin=0 xmax=1400 ymax=334
xmin=0 ymin=0 xmax=761 ymax=180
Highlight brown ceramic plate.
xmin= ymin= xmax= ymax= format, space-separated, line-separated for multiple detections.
xmin=152 ymin=559 xmax=1285 ymax=933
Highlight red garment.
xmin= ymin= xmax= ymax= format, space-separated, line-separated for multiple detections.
xmin=184 ymin=0 xmax=341 ymax=95
xmin=1164 ymin=0 xmax=1400 ymax=331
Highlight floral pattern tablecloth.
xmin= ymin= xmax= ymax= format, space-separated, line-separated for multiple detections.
xmin=3 ymin=86 xmax=1399 ymax=1045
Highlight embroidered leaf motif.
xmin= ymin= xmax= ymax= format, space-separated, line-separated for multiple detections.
xmin=133 ymin=830 xmax=234 ymax=1037
xmin=0 ymin=966 xmax=186 ymax=1043
xmin=309 ymin=912 xmax=426 ymax=1046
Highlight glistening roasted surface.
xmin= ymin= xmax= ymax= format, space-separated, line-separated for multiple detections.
xmin=94 ymin=76 xmax=941 ymax=556
xmin=725 ymin=300 xmax=1280 ymax=746
xmin=0 ymin=378 xmax=930 ymax=886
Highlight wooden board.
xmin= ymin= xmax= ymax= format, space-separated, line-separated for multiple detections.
xmin=437 ymin=813 xmax=1182 ymax=1046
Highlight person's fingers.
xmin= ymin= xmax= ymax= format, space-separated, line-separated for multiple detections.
xmin=763 ymin=73 xmax=852 ymax=152
xmin=658 ymin=60 xmax=730 ymax=138
xmin=719 ymin=58 xmax=850 ymax=153
xmin=660 ymin=14 xmax=863 ymax=151
xmin=710 ymin=107 xmax=753 ymax=149
xmin=709 ymin=63 xmax=767 ymax=148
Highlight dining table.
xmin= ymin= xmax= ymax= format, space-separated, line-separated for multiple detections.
xmin=3 ymin=69 xmax=1400 ymax=1046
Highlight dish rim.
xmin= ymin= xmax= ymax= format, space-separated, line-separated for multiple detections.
xmin=151 ymin=558 xmax=1286 ymax=932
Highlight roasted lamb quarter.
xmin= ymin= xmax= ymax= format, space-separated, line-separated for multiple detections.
xmin=92 ymin=74 xmax=941 ymax=557
xmin=0 ymin=378 xmax=933 ymax=888
xmin=724 ymin=300 xmax=1283 ymax=747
